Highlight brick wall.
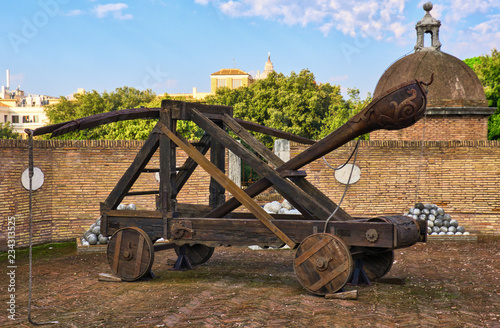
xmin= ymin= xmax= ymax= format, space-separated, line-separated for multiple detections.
xmin=291 ymin=140 xmax=500 ymax=236
xmin=0 ymin=139 xmax=212 ymax=249
xmin=1 ymin=138 xmax=499 ymax=249
xmin=370 ymin=115 xmax=489 ymax=141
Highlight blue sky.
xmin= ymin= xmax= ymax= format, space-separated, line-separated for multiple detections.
xmin=1 ymin=0 xmax=499 ymax=99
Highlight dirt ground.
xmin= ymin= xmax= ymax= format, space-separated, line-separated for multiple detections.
xmin=1 ymin=237 xmax=499 ymax=328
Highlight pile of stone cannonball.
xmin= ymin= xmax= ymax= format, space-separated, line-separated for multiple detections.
xmin=80 ymin=203 xmax=136 ymax=246
xmin=263 ymin=199 xmax=301 ymax=215
xmin=404 ymin=203 xmax=470 ymax=236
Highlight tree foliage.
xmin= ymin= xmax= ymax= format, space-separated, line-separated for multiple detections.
xmin=205 ymin=69 xmax=371 ymax=147
xmin=465 ymin=49 xmax=500 ymax=140
xmin=0 ymin=122 xmax=20 ymax=139
xmin=44 ymin=87 xmax=159 ymax=140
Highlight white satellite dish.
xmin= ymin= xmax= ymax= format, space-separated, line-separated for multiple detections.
xmin=21 ymin=167 xmax=44 ymax=191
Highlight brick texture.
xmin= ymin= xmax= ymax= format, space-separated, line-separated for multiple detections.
xmin=370 ymin=115 xmax=489 ymax=141
xmin=1 ymin=138 xmax=499 ymax=249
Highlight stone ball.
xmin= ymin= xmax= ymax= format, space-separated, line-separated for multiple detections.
xmin=439 ymin=226 xmax=448 ymax=233
xmin=428 ymin=214 xmax=436 ymax=221
xmin=423 ymin=2 xmax=433 ymax=12
xmin=455 ymin=231 xmax=462 ymax=235
xmin=430 ymin=209 xmax=438 ymax=216
xmin=434 ymin=219 xmax=443 ymax=227
xmin=98 ymin=234 xmax=109 ymax=244
xmin=450 ymin=219 xmax=458 ymax=227
xmin=443 ymin=220 xmax=450 ymax=228
xmin=423 ymin=208 xmax=430 ymax=215
xmin=443 ymin=213 xmax=452 ymax=221
xmin=439 ymin=231 xmax=446 ymax=235
xmin=415 ymin=203 xmax=424 ymax=210
xmin=419 ymin=214 xmax=427 ymax=221
xmin=424 ymin=203 xmax=432 ymax=210
xmin=427 ymin=220 xmax=434 ymax=228
xmin=427 ymin=227 xmax=432 ymax=234
xmin=87 ymin=233 xmax=98 ymax=245
xmin=431 ymin=232 xmax=438 ymax=235
xmin=446 ymin=231 xmax=455 ymax=235
xmin=117 ymin=204 xmax=127 ymax=210
xmin=457 ymin=226 xmax=465 ymax=233
xmin=432 ymin=226 xmax=440 ymax=233
xmin=448 ymin=226 xmax=456 ymax=233
xmin=413 ymin=208 xmax=421 ymax=216
xmin=91 ymin=225 xmax=100 ymax=235
xmin=463 ymin=231 xmax=470 ymax=235
xmin=437 ymin=208 xmax=445 ymax=216
xmin=282 ymin=199 xmax=293 ymax=210
xmin=126 ymin=203 xmax=137 ymax=210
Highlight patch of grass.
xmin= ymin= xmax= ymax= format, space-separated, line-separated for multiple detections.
xmin=0 ymin=240 xmax=77 ymax=263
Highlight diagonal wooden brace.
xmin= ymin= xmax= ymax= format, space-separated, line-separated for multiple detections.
xmin=156 ymin=122 xmax=297 ymax=249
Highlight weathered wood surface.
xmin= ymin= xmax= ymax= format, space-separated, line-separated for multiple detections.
xmin=106 ymin=227 xmax=154 ymax=281
xmin=103 ymin=133 xmax=159 ymax=210
xmin=156 ymin=122 xmax=297 ymax=249
xmin=294 ymin=233 xmax=353 ymax=295
xmin=208 ymin=80 xmax=428 ymax=219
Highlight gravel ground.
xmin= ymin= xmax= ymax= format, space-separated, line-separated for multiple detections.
xmin=1 ymin=237 xmax=499 ymax=327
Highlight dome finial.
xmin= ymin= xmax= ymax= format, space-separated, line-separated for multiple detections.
xmin=423 ymin=2 xmax=433 ymax=13
xmin=414 ymin=1 xmax=441 ymax=52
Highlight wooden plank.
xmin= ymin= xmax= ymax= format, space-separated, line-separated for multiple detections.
xmin=294 ymin=236 xmax=332 ymax=267
xmin=175 ymin=133 xmax=211 ymax=194
xmin=325 ymin=290 xmax=358 ymax=300
xmin=112 ymin=230 xmax=123 ymax=273
xmin=234 ymin=118 xmax=315 ymax=145
xmin=156 ymin=122 xmax=297 ymax=249
xmin=222 ymin=113 xmax=351 ymax=221
xmin=104 ymin=132 xmax=160 ymax=210
xmin=309 ymin=261 xmax=349 ymax=292
xmin=134 ymin=233 xmax=145 ymax=277
xmin=192 ymin=108 xmax=335 ymax=220
xmin=159 ymin=107 xmax=177 ymax=213
xmin=210 ymin=120 xmax=226 ymax=208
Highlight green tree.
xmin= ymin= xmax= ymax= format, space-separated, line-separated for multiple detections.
xmin=465 ymin=49 xmax=500 ymax=140
xmin=44 ymin=87 xmax=158 ymax=140
xmin=0 ymin=122 xmax=20 ymax=139
xmin=205 ymin=69 xmax=371 ymax=146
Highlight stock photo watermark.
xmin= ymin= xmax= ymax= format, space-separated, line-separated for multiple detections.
xmin=8 ymin=0 xmax=69 ymax=54
xmin=6 ymin=216 xmax=17 ymax=320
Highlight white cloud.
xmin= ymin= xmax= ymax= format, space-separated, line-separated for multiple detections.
xmin=64 ymin=9 xmax=84 ymax=16
xmin=197 ymin=0 xmax=408 ymax=41
xmin=94 ymin=3 xmax=133 ymax=20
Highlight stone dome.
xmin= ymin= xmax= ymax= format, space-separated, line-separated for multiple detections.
xmin=374 ymin=50 xmax=488 ymax=108
xmin=374 ymin=2 xmax=488 ymax=109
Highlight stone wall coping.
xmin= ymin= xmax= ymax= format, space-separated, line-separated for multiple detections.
xmin=425 ymin=107 xmax=495 ymax=116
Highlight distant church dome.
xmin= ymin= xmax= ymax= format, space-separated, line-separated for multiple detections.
xmin=374 ymin=2 xmax=487 ymax=109
xmin=371 ymin=2 xmax=494 ymax=141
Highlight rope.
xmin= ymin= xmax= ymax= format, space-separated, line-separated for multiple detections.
xmin=27 ymin=130 xmax=59 ymax=326
xmin=323 ymin=139 xmax=360 ymax=233
xmin=322 ymin=139 xmax=360 ymax=171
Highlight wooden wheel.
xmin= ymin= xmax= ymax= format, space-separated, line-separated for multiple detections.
xmin=175 ymin=244 xmax=214 ymax=266
xmin=362 ymin=250 xmax=394 ymax=281
xmin=294 ymin=233 xmax=353 ymax=295
xmin=107 ymin=227 xmax=154 ymax=281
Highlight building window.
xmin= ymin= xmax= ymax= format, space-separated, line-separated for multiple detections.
xmin=232 ymin=79 xmax=242 ymax=88
xmin=217 ymin=79 xmax=227 ymax=88
xmin=12 ymin=115 xmax=19 ymax=123
xmin=33 ymin=115 xmax=39 ymax=123
xmin=23 ymin=115 xmax=30 ymax=123
xmin=4 ymin=115 xmax=7 ymax=123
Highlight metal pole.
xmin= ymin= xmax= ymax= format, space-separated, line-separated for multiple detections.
xmin=26 ymin=129 xmax=59 ymax=325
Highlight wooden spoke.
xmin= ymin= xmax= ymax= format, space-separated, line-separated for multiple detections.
xmin=107 ymin=227 xmax=154 ymax=281
xmin=175 ymin=244 xmax=215 ymax=266
xmin=294 ymin=233 xmax=353 ymax=295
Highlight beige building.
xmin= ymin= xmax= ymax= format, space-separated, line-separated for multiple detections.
xmin=210 ymin=68 xmax=253 ymax=93
xmin=1 ymin=69 xmax=59 ymax=138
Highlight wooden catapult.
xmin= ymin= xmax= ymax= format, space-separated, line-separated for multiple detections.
xmin=32 ymin=79 xmax=430 ymax=295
